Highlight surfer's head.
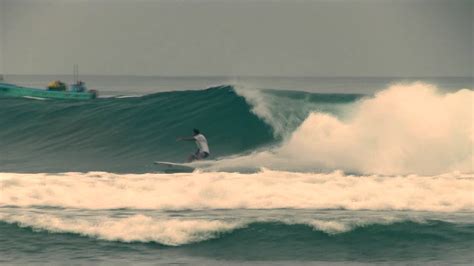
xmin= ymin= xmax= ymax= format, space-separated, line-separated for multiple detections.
xmin=193 ymin=128 xmax=200 ymax=135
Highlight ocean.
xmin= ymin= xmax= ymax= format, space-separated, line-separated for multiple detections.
xmin=0 ymin=76 xmax=473 ymax=265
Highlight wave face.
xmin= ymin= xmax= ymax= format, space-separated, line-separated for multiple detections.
xmin=0 ymin=85 xmax=361 ymax=173
xmin=0 ymin=86 xmax=273 ymax=172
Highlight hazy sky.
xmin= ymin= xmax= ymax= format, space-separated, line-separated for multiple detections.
xmin=0 ymin=0 xmax=472 ymax=77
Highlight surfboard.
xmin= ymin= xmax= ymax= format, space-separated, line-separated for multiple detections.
xmin=154 ymin=161 xmax=195 ymax=173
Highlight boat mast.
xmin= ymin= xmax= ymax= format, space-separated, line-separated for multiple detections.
xmin=73 ymin=64 xmax=78 ymax=84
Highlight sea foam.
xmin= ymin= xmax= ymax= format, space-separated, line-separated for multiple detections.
xmin=226 ymin=83 xmax=473 ymax=175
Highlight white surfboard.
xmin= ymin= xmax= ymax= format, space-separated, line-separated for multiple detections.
xmin=154 ymin=161 xmax=195 ymax=172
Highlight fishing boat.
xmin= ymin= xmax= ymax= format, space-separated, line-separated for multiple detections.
xmin=0 ymin=82 xmax=98 ymax=100
xmin=0 ymin=65 xmax=98 ymax=100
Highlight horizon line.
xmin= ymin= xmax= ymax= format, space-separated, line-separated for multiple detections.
xmin=2 ymin=74 xmax=472 ymax=79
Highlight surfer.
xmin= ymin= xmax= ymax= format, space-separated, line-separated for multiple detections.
xmin=177 ymin=128 xmax=210 ymax=162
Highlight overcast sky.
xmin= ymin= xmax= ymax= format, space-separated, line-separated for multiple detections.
xmin=0 ymin=0 xmax=472 ymax=77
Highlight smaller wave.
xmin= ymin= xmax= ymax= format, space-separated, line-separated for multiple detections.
xmin=22 ymin=96 xmax=48 ymax=101
xmin=113 ymin=95 xmax=144 ymax=99
xmin=0 ymin=213 xmax=237 ymax=246
xmin=1 ymin=212 xmax=472 ymax=246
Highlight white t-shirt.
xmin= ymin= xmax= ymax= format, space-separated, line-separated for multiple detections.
xmin=194 ymin=134 xmax=210 ymax=153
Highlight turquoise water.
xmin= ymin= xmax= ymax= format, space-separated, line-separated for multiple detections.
xmin=1 ymin=76 xmax=473 ymax=265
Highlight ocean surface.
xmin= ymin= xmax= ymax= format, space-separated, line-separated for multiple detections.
xmin=1 ymin=76 xmax=473 ymax=265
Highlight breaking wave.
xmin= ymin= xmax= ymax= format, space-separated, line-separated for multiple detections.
xmin=209 ymin=83 xmax=474 ymax=175
xmin=0 ymin=82 xmax=472 ymax=174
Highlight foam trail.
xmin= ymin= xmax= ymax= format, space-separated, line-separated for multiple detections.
xmin=1 ymin=170 xmax=472 ymax=211
xmin=218 ymin=83 xmax=473 ymax=175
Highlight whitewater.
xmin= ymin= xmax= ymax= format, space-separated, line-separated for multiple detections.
xmin=1 ymin=170 xmax=473 ymax=211
xmin=1 ymin=78 xmax=473 ymax=264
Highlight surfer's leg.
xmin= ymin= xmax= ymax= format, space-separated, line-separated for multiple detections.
xmin=188 ymin=150 xmax=197 ymax=162
xmin=188 ymin=154 xmax=196 ymax=162
xmin=194 ymin=151 xmax=209 ymax=160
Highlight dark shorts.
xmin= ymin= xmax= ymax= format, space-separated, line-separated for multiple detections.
xmin=194 ymin=150 xmax=210 ymax=160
